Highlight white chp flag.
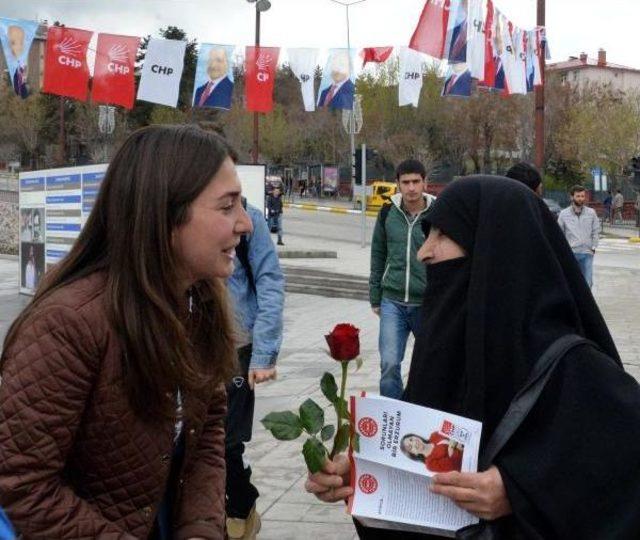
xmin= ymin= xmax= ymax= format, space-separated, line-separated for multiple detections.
xmin=137 ymin=38 xmax=186 ymax=107
xmin=287 ymin=48 xmax=318 ymax=112
xmin=398 ymin=47 xmax=424 ymax=107
xmin=467 ymin=0 xmax=486 ymax=79
xmin=512 ymin=28 xmax=528 ymax=94
xmin=497 ymin=13 xmax=524 ymax=95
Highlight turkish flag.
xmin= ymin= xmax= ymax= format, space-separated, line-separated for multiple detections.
xmin=43 ymin=26 xmax=92 ymax=101
xmin=409 ymin=0 xmax=450 ymax=59
xmin=92 ymin=33 xmax=139 ymax=109
xmin=361 ymin=47 xmax=394 ymax=67
xmin=245 ymin=46 xmax=280 ymax=112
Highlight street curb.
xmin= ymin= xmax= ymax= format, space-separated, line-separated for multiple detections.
xmin=283 ymin=202 xmax=378 ymax=218
xmin=629 ymin=237 xmax=640 ymax=243
xmin=278 ymin=249 xmax=338 ymax=259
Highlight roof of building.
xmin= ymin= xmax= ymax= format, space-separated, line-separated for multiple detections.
xmin=548 ymin=55 xmax=640 ymax=74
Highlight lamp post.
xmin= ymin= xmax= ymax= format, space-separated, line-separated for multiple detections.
xmin=247 ymin=0 xmax=272 ymax=164
xmin=328 ymin=0 xmax=367 ymax=203
xmin=534 ymin=0 xmax=545 ymax=171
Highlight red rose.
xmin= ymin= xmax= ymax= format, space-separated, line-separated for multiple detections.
xmin=325 ymin=323 xmax=360 ymax=361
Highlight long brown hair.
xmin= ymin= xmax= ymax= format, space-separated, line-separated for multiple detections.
xmin=2 ymin=125 xmax=238 ymax=422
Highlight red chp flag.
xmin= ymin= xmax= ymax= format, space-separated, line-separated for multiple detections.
xmin=43 ymin=26 xmax=92 ymax=101
xmin=481 ymin=0 xmax=496 ymax=87
xmin=361 ymin=46 xmax=394 ymax=67
xmin=245 ymin=46 xmax=280 ymax=113
xmin=409 ymin=0 xmax=451 ymax=59
xmin=92 ymin=33 xmax=139 ymax=109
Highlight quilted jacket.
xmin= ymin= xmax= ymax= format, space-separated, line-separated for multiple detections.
xmin=0 ymin=273 xmax=227 ymax=539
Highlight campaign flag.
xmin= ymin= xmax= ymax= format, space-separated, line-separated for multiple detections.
xmin=466 ymin=0 xmax=486 ymax=79
xmin=361 ymin=46 xmax=393 ymax=67
xmin=193 ymin=44 xmax=235 ymax=110
xmin=317 ymin=49 xmax=355 ymax=110
xmin=245 ymin=46 xmax=280 ymax=112
xmin=498 ymin=15 xmax=525 ymax=95
xmin=287 ymin=48 xmax=318 ymax=112
xmin=42 ymin=26 xmax=92 ymax=101
xmin=398 ymin=47 xmax=424 ymax=107
xmin=512 ymin=27 xmax=528 ymax=95
xmin=0 ymin=18 xmax=38 ymax=99
xmin=92 ymin=33 xmax=139 ymax=109
xmin=480 ymin=0 xmax=496 ymax=87
xmin=442 ymin=64 xmax=472 ymax=97
xmin=409 ymin=0 xmax=451 ymax=59
xmin=137 ymin=38 xmax=186 ymax=107
xmin=445 ymin=0 xmax=468 ymax=64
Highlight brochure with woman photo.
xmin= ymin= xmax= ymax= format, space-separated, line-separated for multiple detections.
xmin=348 ymin=395 xmax=482 ymax=537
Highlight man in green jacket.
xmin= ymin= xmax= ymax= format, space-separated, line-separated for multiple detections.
xmin=369 ymin=159 xmax=436 ymax=398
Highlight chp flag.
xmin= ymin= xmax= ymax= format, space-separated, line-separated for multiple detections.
xmin=409 ymin=0 xmax=451 ymax=59
xmin=398 ymin=47 xmax=424 ymax=107
xmin=92 ymin=33 xmax=139 ymax=109
xmin=287 ymin=48 xmax=318 ymax=112
xmin=42 ymin=26 xmax=92 ymax=101
xmin=137 ymin=37 xmax=186 ymax=107
xmin=245 ymin=46 xmax=280 ymax=113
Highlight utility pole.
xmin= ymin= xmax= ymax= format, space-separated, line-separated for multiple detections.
xmin=252 ymin=7 xmax=260 ymax=164
xmin=534 ymin=0 xmax=546 ymax=171
xmin=58 ymin=97 xmax=66 ymax=166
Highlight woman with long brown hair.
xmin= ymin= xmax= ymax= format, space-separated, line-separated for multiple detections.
xmin=0 ymin=125 xmax=252 ymax=539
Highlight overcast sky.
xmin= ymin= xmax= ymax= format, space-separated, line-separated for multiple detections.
xmin=1 ymin=0 xmax=638 ymax=69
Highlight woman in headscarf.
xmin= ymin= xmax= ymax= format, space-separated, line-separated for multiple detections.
xmin=306 ymin=176 xmax=640 ymax=539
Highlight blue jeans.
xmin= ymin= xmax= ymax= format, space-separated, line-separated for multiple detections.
xmin=574 ymin=252 xmax=594 ymax=288
xmin=268 ymin=214 xmax=283 ymax=241
xmin=379 ymin=298 xmax=422 ymax=399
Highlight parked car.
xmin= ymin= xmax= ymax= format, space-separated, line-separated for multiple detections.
xmin=543 ymin=198 xmax=562 ymax=218
xmin=354 ymin=181 xmax=398 ymax=211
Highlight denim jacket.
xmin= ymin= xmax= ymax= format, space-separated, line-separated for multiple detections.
xmin=227 ymin=203 xmax=284 ymax=369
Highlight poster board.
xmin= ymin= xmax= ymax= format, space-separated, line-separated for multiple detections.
xmin=19 ymin=163 xmax=266 ymax=296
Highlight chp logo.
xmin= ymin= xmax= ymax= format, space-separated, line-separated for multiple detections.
xmin=357 ymin=416 xmax=378 ymax=438
xmin=55 ymin=36 xmax=83 ymax=69
xmin=358 ymin=474 xmax=378 ymax=495
xmin=256 ymin=52 xmax=273 ymax=82
xmin=107 ymin=43 xmax=131 ymax=75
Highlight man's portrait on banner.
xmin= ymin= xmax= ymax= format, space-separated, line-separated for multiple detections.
xmin=193 ymin=44 xmax=235 ymax=110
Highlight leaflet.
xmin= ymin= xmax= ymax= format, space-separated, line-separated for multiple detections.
xmin=348 ymin=395 xmax=482 ymax=537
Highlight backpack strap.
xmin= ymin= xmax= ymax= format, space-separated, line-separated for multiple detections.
xmin=235 ymin=197 xmax=256 ymax=295
xmin=479 ymin=334 xmax=596 ymax=470
xmin=379 ymin=202 xmax=393 ymax=230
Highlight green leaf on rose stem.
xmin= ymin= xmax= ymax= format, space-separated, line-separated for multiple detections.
xmin=261 ymin=411 xmax=303 ymax=441
xmin=355 ymin=358 xmax=363 ymax=372
xmin=303 ymin=436 xmax=327 ymax=474
xmin=299 ymin=399 xmax=324 ymax=435
xmin=320 ymin=424 xmax=335 ymax=442
xmin=320 ymin=372 xmax=338 ymax=403
xmin=333 ymin=424 xmax=351 ymax=455
xmin=351 ymin=432 xmax=361 ymax=453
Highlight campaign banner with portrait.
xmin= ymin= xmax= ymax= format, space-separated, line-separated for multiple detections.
xmin=287 ymin=47 xmax=318 ymax=112
xmin=42 ymin=26 xmax=92 ymax=101
xmin=317 ymin=48 xmax=355 ymax=110
xmin=193 ymin=44 xmax=235 ymax=110
xmin=0 ymin=18 xmax=38 ymax=99
xmin=92 ymin=33 xmax=140 ymax=109
xmin=442 ymin=64 xmax=472 ymax=97
xmin=245 ymin=46 xmax=280 ymax=113
xmin=137 ymin=37 xmax=186 ymax=107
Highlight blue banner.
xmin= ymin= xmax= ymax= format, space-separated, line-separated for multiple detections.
xmin=0 ymin=18 xmax=38 ymax=99
xmin=46 ymin=195 xmax=82 ymax=204
xmin=46 ymin=223 xmax=81 ymax=232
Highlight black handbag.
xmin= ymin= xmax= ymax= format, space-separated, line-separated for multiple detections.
xmin=455 ymin=334 xmax=592 ymax=540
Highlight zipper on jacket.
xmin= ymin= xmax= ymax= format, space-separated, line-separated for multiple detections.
xmin=399 ymin=198 xmax=431 ymax=303
xmin=382 ymin=263 xmax=390 ymax=285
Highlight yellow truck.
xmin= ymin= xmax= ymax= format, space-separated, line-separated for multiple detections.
xmin=354 ymin=181 xmax=398 ymax=211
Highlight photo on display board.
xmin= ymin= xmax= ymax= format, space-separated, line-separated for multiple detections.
xmin=19 ymin=208 xmax=45 ymax=244
xmin=20 ymin=241 xmax=44 ymax=291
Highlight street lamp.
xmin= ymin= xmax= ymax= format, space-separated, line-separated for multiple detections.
xmin=327 ymin=0 xmax=367 ymax=203
xmin=247 ymin=0 xmax=272 ymax=164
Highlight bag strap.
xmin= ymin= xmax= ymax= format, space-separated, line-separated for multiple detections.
xmin=479 ymin=334 xmax=593 ymax=470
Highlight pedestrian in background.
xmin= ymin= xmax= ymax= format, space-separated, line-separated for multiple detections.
xmin=0 ymin=125 xmax=251 ymax=539
xmin=225 ymin=200 xmax=284 ymax=540
xmin=369 ymin=159 xmax=435 ymax=399
xmin=267 ymin=187 xmax=284 ymax=245
xmin=506 ymin=161 xmax=542 ymax=195
xmin=613 ymin=189 xmax=624 ymax=224
xmin=603 ymin=190 xmax=613 ymax=223
xmin=558 ymin=185 xmax=599 ymax=287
